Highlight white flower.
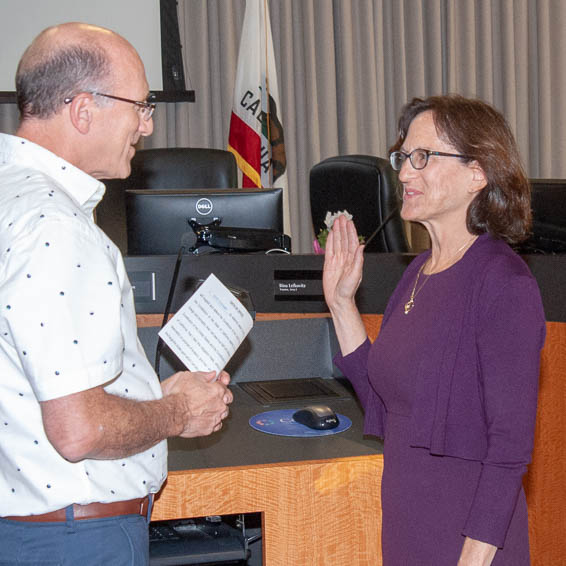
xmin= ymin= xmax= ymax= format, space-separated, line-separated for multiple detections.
xmin=323 ymin=210 xmax=353 ymax=230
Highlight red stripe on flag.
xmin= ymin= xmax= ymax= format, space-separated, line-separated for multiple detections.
xmin=242 ymin=174 xmax=255 ymax=188
xmin=228 ymin=112 xmax=261 ymax=173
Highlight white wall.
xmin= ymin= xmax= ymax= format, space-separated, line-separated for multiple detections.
xmin=0 ymin=0 xmax=162 ymax=91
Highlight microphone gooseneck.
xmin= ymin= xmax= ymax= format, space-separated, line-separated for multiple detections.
xmin=154 ymin=245 xmax=185 ymax=377
xmin=362 ymin=206 xmax=399 ymax=251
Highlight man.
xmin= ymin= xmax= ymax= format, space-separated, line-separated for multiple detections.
xmin=0 ymin=23 xmax=233 ymax=565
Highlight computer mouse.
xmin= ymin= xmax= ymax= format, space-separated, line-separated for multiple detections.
xmin=292 ymin=405 xmax=339 ymax=430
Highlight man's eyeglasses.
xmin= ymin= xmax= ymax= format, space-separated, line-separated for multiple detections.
xmin=389 ymin=148 xmax=471 ymax=171
xmin=64 ymin=92 xmax=156 ymax=121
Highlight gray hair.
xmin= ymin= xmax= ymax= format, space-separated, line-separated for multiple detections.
xmin=16 ymin=44 xmax=113 ymax=120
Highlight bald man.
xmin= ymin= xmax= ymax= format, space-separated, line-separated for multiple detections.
xmin=0 ymin=23 xmax=232 ymax=565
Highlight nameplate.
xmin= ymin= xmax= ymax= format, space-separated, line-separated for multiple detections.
xmin=273 ymin=270 xmax=324 ymax=302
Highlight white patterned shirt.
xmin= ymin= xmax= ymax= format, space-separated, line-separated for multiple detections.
xmin=0 ymin=133 xmax=167 ymax=516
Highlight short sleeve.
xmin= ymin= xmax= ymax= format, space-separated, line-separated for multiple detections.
xmin=2 ymin=217 xmax=124 ymax=400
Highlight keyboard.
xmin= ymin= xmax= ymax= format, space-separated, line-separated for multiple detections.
xmin=149 ymin=518 xmax=249 ymax=565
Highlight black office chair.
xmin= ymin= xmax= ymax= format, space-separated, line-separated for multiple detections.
xmin=514 ymin=178 xmax=566 ymax=254
xmin=96 ymin=147 xmax=238 ymax=253
xmin=309 ymin=155 xmax=410 ymax=253
xmin=108 ymin=147 xmax=238 ymax=190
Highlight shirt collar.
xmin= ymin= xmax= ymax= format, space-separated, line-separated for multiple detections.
xmin=0 ymin=133 xmax=106 ymax=215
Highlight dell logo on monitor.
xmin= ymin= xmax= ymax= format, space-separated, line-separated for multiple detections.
xmin=196 ymin=198 xmax=213 ymax=215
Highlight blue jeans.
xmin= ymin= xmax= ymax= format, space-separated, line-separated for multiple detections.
xmin=0 ymin=505 xmax=151 ymax=566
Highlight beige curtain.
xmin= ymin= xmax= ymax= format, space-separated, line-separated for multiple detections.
xmin=148 ymin=0 xmax=566 ymax=252
xmin=2 ymin=0 xmax=565 ymax=252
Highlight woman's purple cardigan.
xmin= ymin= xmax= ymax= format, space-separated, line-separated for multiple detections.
xmin=334 ymin=234 xmax=546 ymax=548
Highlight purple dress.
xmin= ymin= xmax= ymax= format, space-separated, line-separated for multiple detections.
xmin=335 ymin=235 xmax=546 ymax=565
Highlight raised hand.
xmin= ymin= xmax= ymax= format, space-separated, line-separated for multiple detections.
xmin=323 ymin=214 xmax=365 ymax=311
xmin=321 ymin=215 xmax=367 ymax=355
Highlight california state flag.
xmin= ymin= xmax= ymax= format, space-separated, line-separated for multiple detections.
xmin=228 ymin=0 xmax=287 ymax=195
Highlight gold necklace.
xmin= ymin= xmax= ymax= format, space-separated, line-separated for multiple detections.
xmin=404 ymin=262 xmax=429 ymax=314
xmin=403 ymin=235 xmax=478 ymax=315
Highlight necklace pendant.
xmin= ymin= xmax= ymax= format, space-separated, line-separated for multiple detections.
xmin=404 ymin=298 xmax=414 ymax=315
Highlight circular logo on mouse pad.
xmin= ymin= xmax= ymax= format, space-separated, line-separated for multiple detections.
xmin=249 ymin=409 xmax=352 ymax=437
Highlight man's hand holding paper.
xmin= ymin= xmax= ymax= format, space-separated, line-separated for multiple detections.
xmin=158 ymin=273 xmax=251 ymax=436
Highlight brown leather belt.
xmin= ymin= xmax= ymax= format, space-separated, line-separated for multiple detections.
xmin=3 ymin=496 xmax=150 ymax=522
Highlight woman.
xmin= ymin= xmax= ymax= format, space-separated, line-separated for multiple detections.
xmin=323 ymin=95 xmax=545 ymax=565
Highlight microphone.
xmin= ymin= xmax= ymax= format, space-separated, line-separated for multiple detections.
xmin=362 ymin=206 xmax=399 ymax=252
xmin=154 ymin=244 xmax=185 ymax=378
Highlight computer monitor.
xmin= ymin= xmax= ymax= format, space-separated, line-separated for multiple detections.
xmin=125 ymin=188 xmax=284 ymax=255
xmin=516 ymin=179 xmax=566 ymax=254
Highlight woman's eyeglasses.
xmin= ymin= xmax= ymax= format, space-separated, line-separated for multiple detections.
xmin=390 ymin=148 xmax=471 ymax=171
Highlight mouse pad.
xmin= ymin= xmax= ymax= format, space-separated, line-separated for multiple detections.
xmin=249 ymin=409 xmax=352 ymax=437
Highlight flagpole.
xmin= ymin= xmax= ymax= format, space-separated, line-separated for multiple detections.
xmin=229 ymin=0 xmax=286 ymax=194
xmin=263 ymin=0 xmax=272 ymax=186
